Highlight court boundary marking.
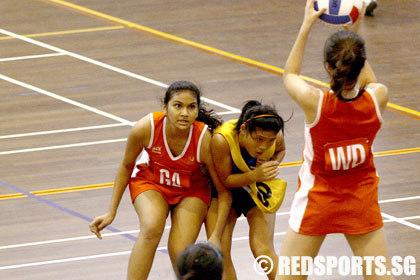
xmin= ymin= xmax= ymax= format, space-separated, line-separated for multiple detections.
xmin=0 ymin=27 xmax=240 ymax=136
xmin=0 ymin=26 xmax=124 ymax=41
xmin=0 ymin=52 xmax=65 ymax=62
xmin=1 ymin=206 xmax=419 ymax=251
xmin=2 ymin=3 xmax=418 ymax=118
xmin=32 ymin=0 xmax=420 ymax=119
xmin=0 ymin=2 xmax=418 ymax=275
xmin=1 ymin=207 xmax=419 ymax=271
xmin=1 ymin=147 xmax=419 ymax=200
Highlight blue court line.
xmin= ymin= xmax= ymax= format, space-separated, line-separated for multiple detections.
xmin=18 ymin=92 xmax=39 ymax=96
xmin=68 ymin=86 xmax=90 ymax=91
xmin=0 ymin=180 xmax=137 ymax=242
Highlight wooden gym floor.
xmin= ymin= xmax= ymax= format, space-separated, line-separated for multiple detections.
xmin=0 ymin=0 xmax=419 ymax=279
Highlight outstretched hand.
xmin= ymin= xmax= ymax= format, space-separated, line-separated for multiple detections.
xmin=89 ymin=213 xmax=114 ymax=240
xmin=344 ymin=3 xmax=366 ymax=34
xmin=303 ymin=0 xmax=326 ymax=26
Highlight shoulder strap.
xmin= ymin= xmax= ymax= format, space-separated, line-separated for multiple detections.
xmin=214 ymin=120 xmax=250 ymax=172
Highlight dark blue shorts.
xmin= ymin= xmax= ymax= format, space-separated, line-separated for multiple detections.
xmin=230 ymin=187 xmax=257 ymax=217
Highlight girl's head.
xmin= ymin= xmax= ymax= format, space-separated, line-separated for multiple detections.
xmin=176 ymin=242 xmax=223 ymax=280
xmin=164 ymin=81 xmax=202 ymax=107
xmin=324 ymin=30 xmax=366 ymax=98
xmin=163 ymin=81 xmax=222 ymax=132
xmin=236 ymin=100 xmax=284 ymax=158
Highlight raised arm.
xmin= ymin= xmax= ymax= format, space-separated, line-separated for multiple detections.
xmin=89 ymin=115 xmax=151 ymax=239
xmin=283 ymin=0 xmax=325 ymax=123
xmin=344 ymin=5 xmax=389 ymax=113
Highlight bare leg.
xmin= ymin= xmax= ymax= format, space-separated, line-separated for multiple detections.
xmin=220 ymin=208 xmax=238 ymax=280
xmin=204 ymin=197 xmax=219 ymax=238
xmin=247 ymin=208 xmax=278 ymax=280
xmin=128 ymin=190 xmax=170 ymax=280
xmin=276 ymin=227 xmax=325 ymax=280
xmin=167 ymin=196 xmax=208 ymax=271
xmin=345 ymin=228 xmax=394 ymax=280
xmin=205 ymin=198 xmax=238 ymax=280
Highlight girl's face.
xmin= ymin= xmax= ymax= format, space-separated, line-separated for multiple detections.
xmin=240 ymin=126 xmax=277 ymax=158
xmin=163 ymin=90 xmax=199 ymax=131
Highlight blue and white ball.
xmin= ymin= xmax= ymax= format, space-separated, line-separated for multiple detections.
xmin=315 ymin=0 xmax=363 ymax=25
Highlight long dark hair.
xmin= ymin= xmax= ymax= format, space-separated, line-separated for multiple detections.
xmin=324 ymin=30 xmax=366 ymax=98
xmin=176 ymin=242 xmax=223 ymax=280
xmin=163 ymin=81 xmax=222 ymax=132
xmin=235 ymin=100 xmax=285 ymax=135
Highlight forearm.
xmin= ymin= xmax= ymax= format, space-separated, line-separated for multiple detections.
xmin=284 ymin=22 xmax=312 ymax=75
xmin=108 ymin=164 xmax=133 ymax=216
xmin=272 ymin=150 xmax=285 ymax=165
xmin=224 ymin=171 xmax=257 ymax=188
xmin=211 ymin=191 xmax=232 ymax=240
xmin=358 ymin=60 xmax=377 ymax=87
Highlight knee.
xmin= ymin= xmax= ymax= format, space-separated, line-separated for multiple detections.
xmin=168 ymin=242 xmax=189 ymax=265
xmin=250 ymin=237 xmax=275 ymax=257
xmin=139 ymin=223 xmax=165 ymax=242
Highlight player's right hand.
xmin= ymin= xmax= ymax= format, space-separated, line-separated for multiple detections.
xmin=89 ymin=213 xmax=114 ymax=240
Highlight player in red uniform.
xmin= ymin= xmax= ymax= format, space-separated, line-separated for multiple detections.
xmin=89 ymin=81 xmax=231 ymax=280
xmin=276 ymin=1 xmax=392 ymax=279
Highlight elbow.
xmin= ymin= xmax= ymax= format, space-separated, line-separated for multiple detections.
xmin=121 ymin=161 xmax=136 ymax=174
xmin=223 ymin=181 xmax=238 ymax=189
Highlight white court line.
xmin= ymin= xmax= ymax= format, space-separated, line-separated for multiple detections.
xmin=0 ymin=52 xmax=65 ymax=62
xmin=2 ymin=207 xmax=419 ymax=251
xmin=201 ymin=98 xmax=241 ymax=114
xmin=0 ymin=29 xmax=166 ymax=88
xmin=0 ymin=138 xmax=127 ymax=155
xmin=0 ymin=28 xmax=417 ymax=270
xmin=217 ymin=110 xmax=240 ymax=116
xmin=0 ymin=211 xmax=418 ymax=270
xmin=0 ymin=233 xmax=287 ymax=271
xmin=381 ymin=212 xmax=420 ymax=231
xmin=0 ymin=74 xmax=133 ymax=126
xmin=0 ymin=251 xmax=133 ymax=270
xmin=0 ymin=123 xmax=130 ymax=139
xmin=0 ymin=212 xmax=290 ymax=250
xmin=0 ymin=28 xmax=240 ymax=113
xmin=0 ymin=110 xmax=236 ymax=153
xmin=378 ymin=196 xmax=420 ymax=204
xmin=0 ymin=110 xmax=237 ymax=140
xmin=383 ymin=215 xmax=420 ymax=223
xmin=0 ymin=226 xmax=171 ymax=250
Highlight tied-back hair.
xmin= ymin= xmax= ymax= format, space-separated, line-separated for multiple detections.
xmin=176 ymin=242 xmax=223 ymax=280
xmin=163 ymin=81 xmax=223 ymax=132
xmin=235 ymin=100 xmax=285 ymax=135
xmin=324 ymin=30 xmax=366 ymax=98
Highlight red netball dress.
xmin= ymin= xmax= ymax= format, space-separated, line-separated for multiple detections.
xmin=129 ymin=112 xmax=211 ymax=205
xmin=289 ymin=89 xmax=384 ymax=235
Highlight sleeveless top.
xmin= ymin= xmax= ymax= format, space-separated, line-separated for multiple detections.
xmin=289 ymin=89 xmax=384 ymax=234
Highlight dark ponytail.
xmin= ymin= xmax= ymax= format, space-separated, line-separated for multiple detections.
xmin=235 ymin=100 xmax=285 ymax=135
xmin=197 ymin=106 xmax=223 ymax=133
xmin=324 ymin=30 xmax=366 ymax=98
xmin=163 ymin=81 xmax=222 ymax=132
